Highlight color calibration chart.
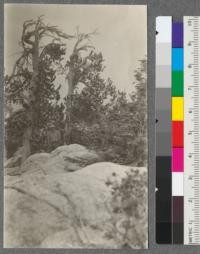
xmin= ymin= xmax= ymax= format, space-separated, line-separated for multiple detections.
xmin=156 ymin=16 xmax=200 ymax=244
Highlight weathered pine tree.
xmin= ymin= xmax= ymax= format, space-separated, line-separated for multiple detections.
xmin=64 ymin=29 xmax=98 ymax=143
xmin=5 ymin=16 xmax=73 ymax=161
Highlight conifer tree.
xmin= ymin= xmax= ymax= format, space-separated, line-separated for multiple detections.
xmin=5 ymin=16 xmax=73 ymax=161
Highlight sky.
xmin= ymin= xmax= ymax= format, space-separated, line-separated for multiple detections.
xmin=4 ymin=4 xmax=147 ymax=96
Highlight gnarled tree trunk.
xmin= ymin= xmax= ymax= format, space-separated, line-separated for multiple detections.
xmin=64 ymin=32 xmax=95 ymax=144
xmin=22 ymin=27 xmax=39 ymax=162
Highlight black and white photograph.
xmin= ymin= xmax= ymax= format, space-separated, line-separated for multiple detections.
xmin=4 ymin=4 xmax=147 ymax=249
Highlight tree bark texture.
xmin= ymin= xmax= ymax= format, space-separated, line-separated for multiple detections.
xmin=22 ymin=25 xmax=40 ymax=162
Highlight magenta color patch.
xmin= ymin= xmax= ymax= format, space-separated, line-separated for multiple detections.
xmin=172 ymin=148 xmax=184 ymax=172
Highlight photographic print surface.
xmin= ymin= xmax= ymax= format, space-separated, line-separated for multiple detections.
xmin=4 ymin=4 xmax=147 ymax=249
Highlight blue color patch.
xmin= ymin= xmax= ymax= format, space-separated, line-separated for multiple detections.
xmin=172 ymin=48 xmax=183 ymax=71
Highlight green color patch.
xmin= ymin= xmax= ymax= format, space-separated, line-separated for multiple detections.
xmin=172 ymin=71 xmax=183 ymax=96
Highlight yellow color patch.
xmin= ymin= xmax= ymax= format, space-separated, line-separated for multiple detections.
xmin=172 ymin=97 xmax=184 ymax=120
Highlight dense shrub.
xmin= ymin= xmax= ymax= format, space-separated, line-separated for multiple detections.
xmin=105 ymin=168 xmax=148 ymax=248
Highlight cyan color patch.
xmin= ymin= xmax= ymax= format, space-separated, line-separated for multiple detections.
xmin=172 ymin=48 xmax=183 ymax=70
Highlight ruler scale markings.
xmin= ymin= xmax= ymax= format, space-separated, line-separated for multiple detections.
xmin=184 ymin=17 xmax=200 ymax=245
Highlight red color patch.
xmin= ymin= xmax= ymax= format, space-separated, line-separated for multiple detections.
xmin=172 ymin=121 xmax=183 ymax=147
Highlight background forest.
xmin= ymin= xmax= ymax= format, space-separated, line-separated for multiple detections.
xmin=4 ymin=17 xmax=147 ymax=167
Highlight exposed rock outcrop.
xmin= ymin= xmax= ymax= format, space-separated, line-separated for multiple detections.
xmin=4 ymin=144 xmax=147 ymax=248
xmin=5 ymin=144 xmax=100 ymax=175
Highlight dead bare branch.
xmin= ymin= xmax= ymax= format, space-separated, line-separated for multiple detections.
xmin=73 ymin=29 xmax=97 ymax=54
